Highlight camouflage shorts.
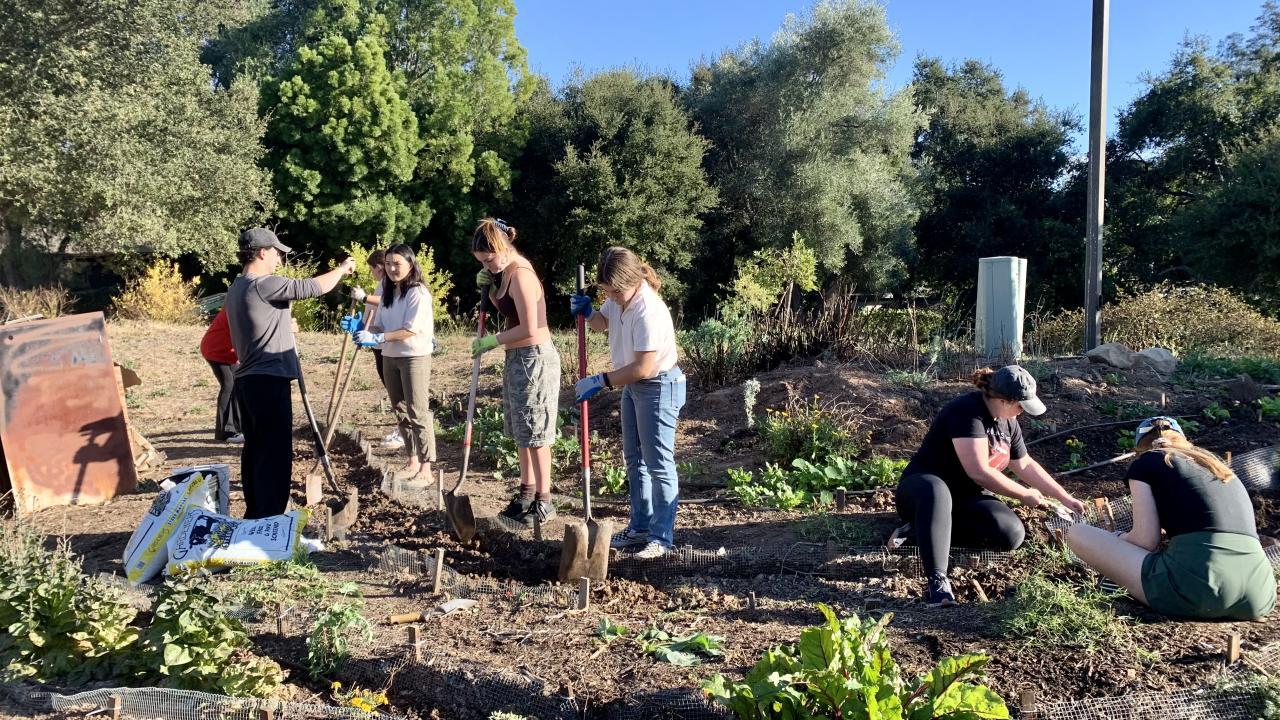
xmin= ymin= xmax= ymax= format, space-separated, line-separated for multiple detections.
xmin=502 ymin=343 xmax=561 ymax=448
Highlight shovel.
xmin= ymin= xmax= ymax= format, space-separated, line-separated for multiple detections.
xmin=443 ymin=291 xmax=486 ymax=544
xmin=296 ymin=348 xmax=358 ymax=539
xmin=559 ymin=264 xmax=613 ymax=583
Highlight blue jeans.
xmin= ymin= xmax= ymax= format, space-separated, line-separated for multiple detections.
xmin=621 ymin=367 xmax=687 ymax=547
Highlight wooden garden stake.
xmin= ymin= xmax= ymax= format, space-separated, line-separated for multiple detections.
xmin=967 ymin=554 xmax=980 ymax=569
xmin=1048 ymin=422 xmax=1058 ymax=434
xmin=1160 ymin=392 xmax=1167 ymax=409
xmin=431 ymin=548 xmax=445 ymax=594
xmin=274 ymin=602 xmax=285 ymax=635
xmin=969 ymin=578 xmax=989 ymax=603
xmin=110 ymin=695 xmax=122 ymax=720
xmin=1094 ymin=497 xmax=1115 ymax=531
xmin=576 ymin=577 xmax=590 ymax=610
xmin=1226 ymin=451 xmax=1233 ymax=466
xmin=835 ymin=487 xmax=847 ymax=511
xmin=436 ymin=469 xmax=445 ymax=510
xmin=409 ymin=625 xmax=422 ymax=663
xmin=747 ymin=591 xmax=758 ymax=609
xmin=258 ymin=709 xmax=274 ymax=720
xmin=1019 ymin=688 xmax=1037 ymax=716
xmin=533 ymin=512 xmax=543 ymax=542
xmin=1226 ymin=632 xmax=1242 ymax=664
xmin=1051 ymin=528 xmax=1066 ymax=547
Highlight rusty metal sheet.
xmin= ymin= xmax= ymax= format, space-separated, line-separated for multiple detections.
xmin=0 ymin=312 xmax=137 ymax=514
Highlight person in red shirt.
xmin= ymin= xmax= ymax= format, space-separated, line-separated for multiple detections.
xmin=200 ymin=307 xmax=243 ymax=443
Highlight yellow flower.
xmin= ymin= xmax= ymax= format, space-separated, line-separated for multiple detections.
xmin=331 ymin=681 xmax=342 ymax=690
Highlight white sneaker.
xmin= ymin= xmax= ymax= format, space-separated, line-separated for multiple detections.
xmin=226 ymin=433 xmax=245 ymax=445
xmin=382 ymin=429 xmax=405 ymax=450
xmin=632 ymin=541 xmax=669 ymax=560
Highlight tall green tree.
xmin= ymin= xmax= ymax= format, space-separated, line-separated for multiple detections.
xmin=505 ymin=70 xmax=718 ymax=299
xmin=685 ymin=0 xmax=920 ymax=306
xmin=910 ymin=58 xmax=1081 ymax=307
xmin=261 ymin=28 xmax=426 ymax=251
xmin=1106 ymin=2 xmax=1280 ymax=304
xmin=0 ymin=0 xmax=273 ymax=282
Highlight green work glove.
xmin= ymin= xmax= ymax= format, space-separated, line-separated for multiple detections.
xmin=471 ymin=334 xmax=500 ymax=357
xmin=476 ymin=268 xmax=495 ymax=290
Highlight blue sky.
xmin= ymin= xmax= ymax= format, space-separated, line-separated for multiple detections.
xmin=513 ymin=1 xmax=1268 ymax=144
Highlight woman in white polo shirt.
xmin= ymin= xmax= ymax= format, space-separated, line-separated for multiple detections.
xmin=571 ymin=246 xmax=687 ymax=559
xmin=354 ymin=244 xmax=435 ymax=483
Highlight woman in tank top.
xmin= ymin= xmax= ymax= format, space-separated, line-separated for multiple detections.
xmin=470 ymin=218 xmax=562 ymax=527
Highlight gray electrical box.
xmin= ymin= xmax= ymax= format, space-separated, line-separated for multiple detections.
xmin=976 ymin=256 xmax=1028 ymax=360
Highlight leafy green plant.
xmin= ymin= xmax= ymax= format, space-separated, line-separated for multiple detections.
xmin=726 ymin=464 xmax=811 ymax=510
xmin=1177 ymin=353 xmax=1280 ymax=384
xmin=220 ymin=554 xmax=336 ymax=610
xmin=885 ymin=369 xmax=934 ymax=388
xmin=136 ymin=576 xmax=284 ymax=697
xmin=306 ymin=583 xmax=373 ymax=678
xmin=678 ymin=460 xmax=706 ymax=479
xmin=727 ymin=456 xmax=907 ymax=510
xmin=638 ymin=628 xmax=725 ymax=666
xmin=1180 ymin=418 xmax=1202 ymax=435
xmin=0 ymin=525 xmax=139 ymax=684
xmin=599 ymin=465 xmax=628 ymax=496
xmin=704 ymin=604 xmax=1009 ymax=719
xmin=1116 ymin=432 xmax=1136 ymax=452
xmin=1203 ymin=402 xmax=1231 ymax=422
xmin=1097 ymin=399 xmax=1157 ymax=420
xmin=995 ymin=573 xmax=1130 ymax=652
xmin=759 ymin=396 xmax=861 ymax=465
xmin=1217 ymin=673 xmax=1280 ymax=719
xmin=1260 ymin=396 xmax=1280 ymax=421
xmin=1061 ymin=437 xmax=1087 ymax=471
xmin=596 ymin=617 xmax=630 ymax=643
xmin=1103 ymin=371 xmax=1125 ymax=386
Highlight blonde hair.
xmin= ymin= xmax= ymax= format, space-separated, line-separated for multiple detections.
xmin=472 ymin=218 xmax=517 ymax=255
xmin=1135 ymin=419 xmax=1235 ymax=483
xmin=598 ymin=246 xmax=661 ymax=293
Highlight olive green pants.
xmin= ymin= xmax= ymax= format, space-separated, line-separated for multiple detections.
xmin=382 ymin=354 xmax=436 ymax=464
xmin=1142 ymin=531 xmax=1276 ymax=620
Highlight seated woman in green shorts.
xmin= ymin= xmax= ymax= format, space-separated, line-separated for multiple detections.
xmin=1067 ymin=417 xmax=1276 ymax=620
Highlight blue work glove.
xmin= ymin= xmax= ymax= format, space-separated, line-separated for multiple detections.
xmin=575 ymin=374 xmax=608 ymax=402
xmin=354 ymin=330 xmax=384 ymax=347
xmin=339 ymin=311 xmax=365 ymax=333
xmin=569 ymin=293 xmax=594 ymax=319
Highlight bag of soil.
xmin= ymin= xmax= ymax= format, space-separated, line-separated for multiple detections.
xmin=121 ymin=470 xmax=220 ymax=586
xmin=161 ymin=464 xmax=232 ymax=514
xmin=164 ymin=508 xmax=310 ymax=575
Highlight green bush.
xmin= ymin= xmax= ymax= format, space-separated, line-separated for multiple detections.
xmin=1028 ymin=283 xmax=1280 ymax=359
xmin=704 ymin=603 xmax=1009 ymax=719
xmin=758 ymin=396 xmax=862 ymax=465
xmin=112 ymin=262 xmax=202 ymax=324
xmin=305 ymin=583 xmax=372 ymax=678
xmin=679 ymin=315 xmax=755 ymax=388
xmin=278 ymin=258 xmax=329 ymax=331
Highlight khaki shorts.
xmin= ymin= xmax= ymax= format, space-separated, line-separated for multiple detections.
xmin=502 ymin=343 xmax=561 ymax=448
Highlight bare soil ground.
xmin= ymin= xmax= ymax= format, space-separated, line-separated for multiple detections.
xmin=16 ymin=319 xmax=1280 ymax=718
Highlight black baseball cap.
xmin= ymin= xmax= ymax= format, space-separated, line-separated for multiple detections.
xmin=239 ymin=227 xmax=292 ymax=254
xmin=991 ymin=365 xmax=1047 ymax=416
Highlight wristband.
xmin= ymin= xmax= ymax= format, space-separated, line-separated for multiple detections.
xmin=603 ymin=372 xmax=613 ymax=389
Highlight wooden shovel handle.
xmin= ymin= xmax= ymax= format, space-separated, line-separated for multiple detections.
xmin=387 ymin=612 xmax=425 ymax=624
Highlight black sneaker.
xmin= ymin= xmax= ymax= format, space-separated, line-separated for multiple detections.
xmin=925 ymin=571 xmax=957 ymax=607
xmin=499 ymin=497 xmax=532 ymax=523
xmin=527 ymin=500 xmax=557 ymax=526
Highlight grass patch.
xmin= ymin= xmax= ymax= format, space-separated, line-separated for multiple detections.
xmin=1176 ymin=353 xmax=1280 ymax=385
xmin=795 ymin=515 xmax=879 ymax=545
xmin=885 ymin=369 xmax=934 ymax=388
xmin=994 ymin=573 xmax=1130 ymax=652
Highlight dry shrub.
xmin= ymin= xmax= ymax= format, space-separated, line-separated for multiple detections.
xmin=1027 ymin=283 xmax=1280 ymax=359
xmin=112 ymin=262 xmax=201 ymax=324
xmin=0 ymin=285 xmax=73 ymax=320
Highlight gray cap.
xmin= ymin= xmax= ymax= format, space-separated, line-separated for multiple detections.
xmin=239 ymin=227 xmax=292 ymax=254
xmin=991 ymin=365 xmax=1046 ymax=416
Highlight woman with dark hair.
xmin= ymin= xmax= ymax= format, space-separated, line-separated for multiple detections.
xmin=471 ymin=218 xmax=561 ymax=527
xmin=570 ymin=246 xmax=686 ymax=559
xmin=1067 ymin=417 xmax=1275 ymax=620
xmin=896 ymin=365 xmax=1086 ymax=606
xmin=353 ymin=244 xmax=435 ymax=482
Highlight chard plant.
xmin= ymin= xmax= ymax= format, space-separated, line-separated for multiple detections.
xmin=704 ymin=604 xmax=1009 ymax=719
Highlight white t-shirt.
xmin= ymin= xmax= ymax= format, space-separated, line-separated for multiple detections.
xmin=372 ymin=285 xmax=433 ymax=358
xmin=599 ymin=281 xmax=678 ymax=374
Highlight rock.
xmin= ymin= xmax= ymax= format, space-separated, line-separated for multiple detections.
xmin=1085 ymin=342 xmax=1138 ymax=369
xmin=1134 ymin=347 xmax=1177 ymax=376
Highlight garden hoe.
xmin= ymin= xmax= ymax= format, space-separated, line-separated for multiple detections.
xmin=559 ymin=265 xmax=613 ymax=584
xmin=307 ymin=286 xmax=365 ymax=502
xmin=443 ymin=291 xmax=485 ymax=544
xmin=296 ymin=348 xmax=358 ymax=540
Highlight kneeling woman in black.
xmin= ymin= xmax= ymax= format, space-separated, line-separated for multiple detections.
xmin=897 ymin=365 xmax=1086 ymax=607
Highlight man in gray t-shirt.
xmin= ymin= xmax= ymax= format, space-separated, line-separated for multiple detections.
xmin=226 ymin=227 xmax=355 ymax=518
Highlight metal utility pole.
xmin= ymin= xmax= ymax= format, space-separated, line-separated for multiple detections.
xmin=1084 ymin=0 xmax=1110 ymax=351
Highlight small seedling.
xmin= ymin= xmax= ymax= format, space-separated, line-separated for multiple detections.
xmin=1103 ymin=372 xmax=1124 ymax=386
xmin=1116 ymin=432 xmax=1136 ymax=452
xmin=1061 ymin=437 xmax=1087 ymax=471
xmin=1203 ymin=403 xmax=1231 ymax=422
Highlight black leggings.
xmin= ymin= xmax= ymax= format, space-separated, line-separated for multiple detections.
xmin=895 ymin=473 xmax=1026 ymax=576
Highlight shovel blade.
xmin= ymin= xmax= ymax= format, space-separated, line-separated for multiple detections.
xmin=585 ymin=518 xmax=614 ymax=583
xmin=558 ymin=521 xmax=589 ymax=583
xmin=444 ymin=491 xmax=477 ymax=544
